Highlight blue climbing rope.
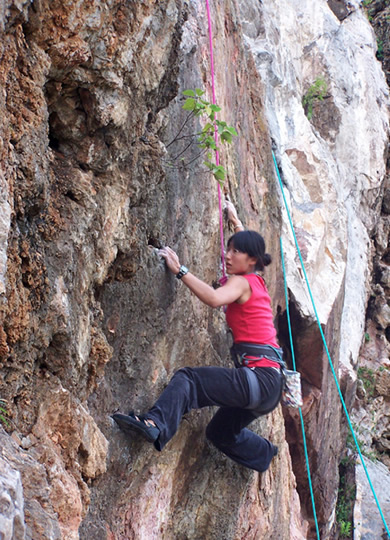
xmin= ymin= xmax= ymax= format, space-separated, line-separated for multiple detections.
xmin=273 ymin=150 xmax=390 ymax=537
xmin=280 ymin=236 xmax=321 ymax=539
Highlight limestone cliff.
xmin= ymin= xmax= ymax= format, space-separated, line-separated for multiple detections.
xmin=0 ymin=1 xmax=389 ymax=539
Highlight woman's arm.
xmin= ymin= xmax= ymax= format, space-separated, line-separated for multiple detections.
xmin=158 ymin=246 xmax=248 ymax=308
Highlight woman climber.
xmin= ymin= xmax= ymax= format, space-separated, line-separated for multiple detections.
xmin=113 ymin=201 xmax=284 ymax=473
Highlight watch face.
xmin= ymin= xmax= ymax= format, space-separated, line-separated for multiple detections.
xmin=176 ymin=265 xmax=188 ymax=279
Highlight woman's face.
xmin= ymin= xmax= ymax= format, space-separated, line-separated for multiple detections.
xmin=226 ymin=244 xmax=257 ymax=275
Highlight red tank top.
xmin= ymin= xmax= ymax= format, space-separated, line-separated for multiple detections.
xmin=225 ymin=274 xmax=279 ymax=368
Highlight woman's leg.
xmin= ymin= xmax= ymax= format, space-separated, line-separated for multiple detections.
xmin=146 ymin=366 xmax=252 ymax=451
xmin=205 ymin=407 xmax=277 ymax=472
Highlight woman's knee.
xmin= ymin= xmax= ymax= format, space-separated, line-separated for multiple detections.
xmin=206 ymin=418 xmax=233 ymax=448
xmin=169 ymin=367 xmax=195 ymax=397
xmin=172 ymin=367 xmax=193 ymax=380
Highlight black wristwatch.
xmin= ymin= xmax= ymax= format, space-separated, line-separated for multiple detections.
xmin=176 ymin=265 xmax=189 ymax=279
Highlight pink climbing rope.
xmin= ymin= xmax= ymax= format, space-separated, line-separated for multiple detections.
xmin=205 ymin=0 xmax=226 ymax=279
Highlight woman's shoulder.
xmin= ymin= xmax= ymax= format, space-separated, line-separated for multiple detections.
xmin=243 ymin=273 xmax=265 ymax=285
xmin=243 ymin=273 xmax=268 ymax=293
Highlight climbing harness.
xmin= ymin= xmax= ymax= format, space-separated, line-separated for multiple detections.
xmin=231 ymin=342 xmax=303 ymax=408
xmin=273 ymin=151 xmax=390 ymax=538
xmin=231 ymin=342 xmax=285 ymax=367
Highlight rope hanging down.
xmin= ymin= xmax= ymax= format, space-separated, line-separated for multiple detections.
xmin=280 ymin=237 xmax=320 ymax=539
xmin=205 ymin=0 xmax=226 ymax=279
xmin=273 ymin=151 xmax=390 ymax=538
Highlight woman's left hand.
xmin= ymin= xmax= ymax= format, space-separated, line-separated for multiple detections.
xmin=158 ymin=247 xmax=181 ymax=275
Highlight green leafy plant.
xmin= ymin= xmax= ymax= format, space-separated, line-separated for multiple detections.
xmin=340 ymin=520 xmax=352 ymax=538
xmin=362 ymin=0 xmax=374 ymax=21
xmin=166 ymin=88 xmax=238 ymax=185
xmin=336 ymin=457 xmax=356 ymax=539
xmin=357 ymin=366 xmax=376 ymax=398
xmin=376 ymin=38 xmax=384 ymax=61
xmin=302 ymin=77 xmax=328 ymax=120
xmin=0 ymin=399 xmax=9 ymax=427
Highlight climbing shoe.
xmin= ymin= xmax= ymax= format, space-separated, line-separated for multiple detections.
xmin=112 ymin=412 xmax=160 ymax=443
xmin=272 ymin=444 xmax=278 ymax=457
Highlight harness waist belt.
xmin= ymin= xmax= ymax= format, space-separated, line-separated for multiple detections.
xmin=231 ymin=343 xmax=285 ymax=368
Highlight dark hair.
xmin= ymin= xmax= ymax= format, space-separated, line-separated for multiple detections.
xmin=227 ymin=230 xmax=272 ymax=271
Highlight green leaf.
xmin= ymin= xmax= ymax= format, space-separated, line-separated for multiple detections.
xmin=0 ymin=415 xmax=9 ymax=427
xmin=227 ymin=126 xmax=238 ymax=136
xmin=202 ymin=122 xmax=214 ymax=133
xmin=203 ymin=137 xmax=217 ymax=150
xmin=183 ymin=89 xmax=196 ymax=97
xmin=195 ymin=88 xmax=205 ymax=96
xmin=210 ymin=104 xmax=221 ymax=112
xmin=214 ymin=175 xmax=225 ymax=183
xmin=221 ymin=132 xmax=232 ymax=144
xmin=203 ymin=160 xmax=214 ymax=170
xmin=213 ymin=168 xmax=226 ymax=181
xmin=182 ymin=98 xmax=196 ymax=111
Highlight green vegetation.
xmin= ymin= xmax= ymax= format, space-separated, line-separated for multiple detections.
xmin=357 ymin=366 xmax=376 ymax=398
xmin=166 ymin=88 xmax=238 ymax=186
xmin=302 ymin=77 xmax=328 ymax=120
xmin=339 ymin=521 xmax=352 ymax=538
xmin=336 ymin=456 xmax=356 ymax=539
xmin=362 ymin=0 xmax=374 ymax=21
xmin=0 ymin=399 xmax=9 ymax=427
xmin=376 ymin=38 xmax=384 ymax=61
xmin=364 ymin=332 xmax=370 ymax=342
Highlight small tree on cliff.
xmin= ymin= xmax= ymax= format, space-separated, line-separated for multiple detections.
xmin=165 ymin=88 xmax=237 ymax=186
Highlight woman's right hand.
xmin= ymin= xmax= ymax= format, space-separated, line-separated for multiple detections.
xmin=158 ymin=246 xmax=181 ymax=275
xmin=225 ymin=200 xmax=243 ymax=231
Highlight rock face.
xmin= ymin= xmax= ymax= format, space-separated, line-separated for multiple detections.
xmin=0 ymin=0 xmax=389 ymax=539
xmin=0 ymin=446 xmax=26 ymax=540
xmin=354 ymin=458 xmax=390 ymax=540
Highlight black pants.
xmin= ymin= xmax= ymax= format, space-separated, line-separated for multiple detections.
xmin=147 ymin=365 xmax=283 ymax=472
